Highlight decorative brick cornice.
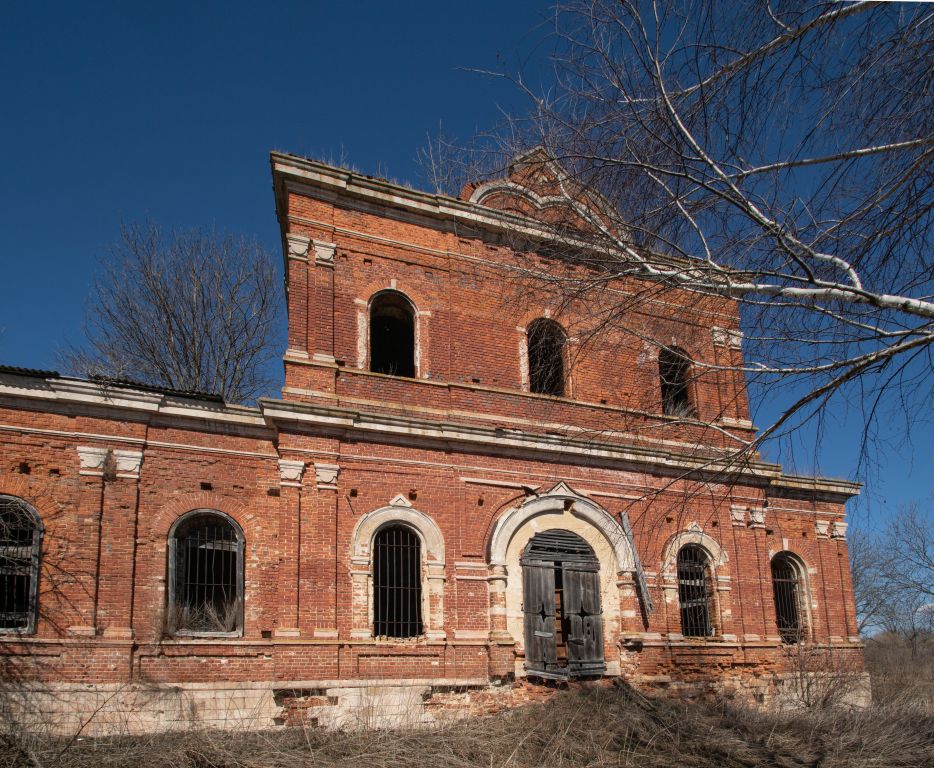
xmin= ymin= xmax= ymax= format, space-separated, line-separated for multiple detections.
xmin=747 ymin=507 xmax=766 ymax=529
xmin=277 ymin=459 xmax=305 ymax=488
xmin=112 ymin=449 xmax=143 ymax=479
xmin=312 ymin=239 xmax=336 ymax=267
xmin=0 ymin=369 xmax=860 ymax=502
xmin=286 ymin=234 xmax=310 ymax=261
xmin=711 ymin=326 xmax=743 ymax=349
xmin=313 ymin=462 xmax=339 ymax=490
xmin=77 ymin=446 xmax=109 ymax=476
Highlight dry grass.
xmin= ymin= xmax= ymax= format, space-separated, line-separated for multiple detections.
xmin=2 ymin=679 xmax=932 ymax=768
xmin=865 ymin=633 xmax=934 ymax=709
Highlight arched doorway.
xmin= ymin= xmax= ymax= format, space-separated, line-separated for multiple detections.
xmin=521 ymin=529 xmax=605 ymax=679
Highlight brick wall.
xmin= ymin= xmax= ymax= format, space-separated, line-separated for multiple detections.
xmin=0 ymin=152 xmax=863 ymax=729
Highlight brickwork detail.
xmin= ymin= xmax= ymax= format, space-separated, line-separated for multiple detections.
xmin=0 ymin=150 xmax=864 ymax=730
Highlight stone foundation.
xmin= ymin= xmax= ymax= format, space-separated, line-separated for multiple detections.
xmin=0 ymin=669 xmax=871 ymax=737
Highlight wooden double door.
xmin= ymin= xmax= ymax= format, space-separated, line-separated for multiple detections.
xmin=521 ymin=530 xmax=605 ymax=679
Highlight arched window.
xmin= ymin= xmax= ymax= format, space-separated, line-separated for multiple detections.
xmin=528 ymin=318 xmax=566 ymax=396
xmin=0 ymin=495 xmax=42 ymax=633
xmin=370 ymin=291 xmax=416 ymax=378
xmin=772 ymin=553 xmax=805 ymax=644
xmin=168 ymin=511 xmax=244 ymax=635
xmin=677 ymin=544 xmax=713 ymax=637
xmin=659 ymin=347 xmax=694 ymax=417
xmin=373 ymin=524 xmax=422 ymax=638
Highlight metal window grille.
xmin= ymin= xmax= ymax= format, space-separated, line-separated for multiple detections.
xmin=772 ymin=555 xmax=803 ymax=643
xmin=528 ymin=319 xmax=565 ymax=396
xmin=370 ymin=292 xmax=416 ymax=378
xmin=373 ymin=525 xmax=422 ymax=638
xmin=677 ymin=545 xmax=713 ymax=637
xmin=171 ymin=512 xmax=242 ymax=634
xmin=0 ymin=496 xmax=41 ymax=632
xmin=659 ymin=348 xmax=693 ymax=417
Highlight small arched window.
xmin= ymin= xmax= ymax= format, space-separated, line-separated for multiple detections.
xmin=168 ymin=511 xmax=244 ymax=635
xmin=772 ymin=553 xmax=805 ymax=644
xmin=528 ymin=318 xmax=566 ymax=396
xmin=659 ymin=347 xmax=694 ymax=417
xmin=373 ymin=524 xmax=422 ymax=638
xmin=370 ymin=291 xmax=416 ymax=378
xmin=677 ymin=544 xmax=713 ymax=637
xmin=0 ymin=495 xmax=42 ymax=633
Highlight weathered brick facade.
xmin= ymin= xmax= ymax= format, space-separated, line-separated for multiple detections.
xmin=0 ymin=150 xmax=863 ymax=731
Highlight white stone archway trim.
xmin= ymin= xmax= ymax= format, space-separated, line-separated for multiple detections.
xmin=661 ymin=526 xmax=727 ymax=575
xmin=489 ymin=482 xmax=635 ymax=571
xmin=486 ymin=482 xmax=650 ymax=672
xmin=349 ymin=503 xmax=445 ymax=640
xmin=661 ymin=526 xmax=730 ymax=639
xmin=766 ymin=549 xmax=815 ymax=643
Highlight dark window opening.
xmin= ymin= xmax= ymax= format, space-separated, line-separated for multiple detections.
xmin=170 ymin=512 xmax=243 ymax=634
xmin=528 ymin=319 xmax=566 ymax=396
xmin=373 ymin=525 xmax=422 ymax=638
xmin=659 ymin=347 xmax=694 ymax=417
xmin=370 ymin=292 xmax=416 ymax=378
xmin=772 ymin=554 xmax=804 ymax=644
xmin=677 ymin=545 xmax=713 ymax=637
xmin=0 ymin=495 xmax=41 ymax=632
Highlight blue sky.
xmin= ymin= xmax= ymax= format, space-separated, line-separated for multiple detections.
xmin=1 ymin=2 xmax=929 ymax=528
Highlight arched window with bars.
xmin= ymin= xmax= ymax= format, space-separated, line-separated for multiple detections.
xmin=527 ymin=318 xmax=566 ymax=396
xmin=373 ymin=524 xmax=423 ymax=638
xmin=677 ymin=544 xmax=714 ymax=637
xmin=168 ymin=510 xmax=244 ymax=635
xmin=771 ymin=553 xmax=806 ymax=643
xmin=370 ymin=291 xmax=416 ymax=378
xmin=659 ymin=347 xmax=695 ymax=417
xmin=0 ymin=495 xmax=42 ymax=634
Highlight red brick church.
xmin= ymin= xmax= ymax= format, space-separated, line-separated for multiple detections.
xmin=0 ymin=149 xmax=863 ymax=731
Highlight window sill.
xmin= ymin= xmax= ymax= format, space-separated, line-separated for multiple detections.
xmin=167 ymin=630 xmax=243 ymax=639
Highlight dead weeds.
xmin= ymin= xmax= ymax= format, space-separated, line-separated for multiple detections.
xmin=2 ymin=681 xmax=932 ymax=768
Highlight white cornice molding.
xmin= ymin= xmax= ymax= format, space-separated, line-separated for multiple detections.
xmin=272 ymin=154 xmax=607 ymax=254
xmin=271 ymin=152 xmax=703 ymax=281
xmin=0 ymin=375 xmax=269 ymax=433
xmin=260 ymin=397 xmax=793 ymax=487
xmin=0 ymin=370 xmax=859 ymax=501
xmin=259 ymin=398 xmax=858 ymax=498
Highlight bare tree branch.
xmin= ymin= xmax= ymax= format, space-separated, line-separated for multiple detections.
xmin=476 ymin=0 xmax=934 ymax=465
xmin=63 ymin=222 xmax=281 ymax=403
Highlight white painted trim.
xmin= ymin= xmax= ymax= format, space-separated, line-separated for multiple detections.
xmin=261 ymin=398 xmax=790 ymax=486
xmin=278 ymin=459 xmax=306 ymax=487
xmin=487 ymin=482 xmax=636 ymax=571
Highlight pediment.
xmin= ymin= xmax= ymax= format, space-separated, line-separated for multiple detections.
xmin=544 ymin=481 xmax=585 ymax=499
xmin=388 ymin=494 xmax=412 ymax=508
xmin=462 ymin=147 xmax=621 ymax=237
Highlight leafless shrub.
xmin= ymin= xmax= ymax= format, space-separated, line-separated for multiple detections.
xmin=779 ymin=642 xmax=868 ymax=711
xmin=167 ymin=600 xmax=240 ymax=634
